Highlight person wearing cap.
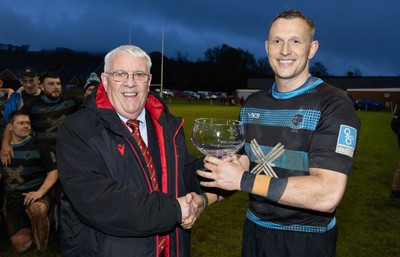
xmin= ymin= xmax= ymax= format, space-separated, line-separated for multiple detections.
xmin=3 ymin=67 xmax=41 ymax=124
xmin=2 ymin=72 xmax=81 ymax=163
xmin=1 ymin=68 xmax=42 ymax=172
xmin=83 ymin=72 xmax=101 ymax=98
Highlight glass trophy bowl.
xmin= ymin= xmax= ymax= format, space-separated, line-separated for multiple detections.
xmin=191 ymin=118 xmax=245 ymax=158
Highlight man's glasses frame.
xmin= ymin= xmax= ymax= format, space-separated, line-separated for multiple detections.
xmin=105 ymin=71 xmax=151 ymax=83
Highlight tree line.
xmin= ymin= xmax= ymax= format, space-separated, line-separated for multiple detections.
xmin=0 ymin=42 xmax=345 ymax=93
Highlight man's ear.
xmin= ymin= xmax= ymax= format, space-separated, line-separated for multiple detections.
xmin=101 ymin=73 xmax=108 ymax=92
xmin=147 ymin=75 xmax=152 ymax=92
xmin=308 ymin=40 xmax=319 ymax=60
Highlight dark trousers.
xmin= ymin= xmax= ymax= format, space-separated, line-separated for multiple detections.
xmin=242 ymin=219 xmax=338 ymax=257
xmin=0 ymin=184 xmax=6 ymax=238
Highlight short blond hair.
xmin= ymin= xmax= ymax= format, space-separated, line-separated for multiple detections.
xmin=269 ymin=10 xmax=316 ymax=41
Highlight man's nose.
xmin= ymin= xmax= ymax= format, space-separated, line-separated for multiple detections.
xmin=280 ymin=42 xmax=291 ymax=55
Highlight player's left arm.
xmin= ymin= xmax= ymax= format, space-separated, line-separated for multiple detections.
xmin=275 ymin=168 xmax=347 ymax=213
xmin=37 ymin=169 xmax=58 ymax=196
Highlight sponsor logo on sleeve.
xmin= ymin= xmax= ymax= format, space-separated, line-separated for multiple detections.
xmin=336 ymin=125 xmax=357 ymax=158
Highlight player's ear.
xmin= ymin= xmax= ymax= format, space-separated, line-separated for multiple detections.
xmin=308 ymin=40 xmax=319 ymax=60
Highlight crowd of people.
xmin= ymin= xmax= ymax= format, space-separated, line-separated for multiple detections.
xmin=0 ymin=9 xmax=396 ymax=257
xmin=0 ymin=67 xmax=100 ymax=256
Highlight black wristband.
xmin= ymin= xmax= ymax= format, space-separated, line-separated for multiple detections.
xmin=200 ymin=192 xmax=209 ymax=207
xmin=267 ymin=177 xmax=288 ymax=202
xmin=240 ymin=171 xmax=256 ymax=193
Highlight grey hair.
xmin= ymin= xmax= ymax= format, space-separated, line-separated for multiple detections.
xmin=104 ymin=45 xmax=152 ymax=73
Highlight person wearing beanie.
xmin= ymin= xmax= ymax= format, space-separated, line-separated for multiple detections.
xmin=83 ymin=72 xmax=100 ymax=98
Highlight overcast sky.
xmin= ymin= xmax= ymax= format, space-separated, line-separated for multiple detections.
xmin=1 ymin=0 xmax=399 ymax=76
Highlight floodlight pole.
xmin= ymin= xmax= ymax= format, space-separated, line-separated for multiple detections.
xmin=161 ymin=19 xmax=164 ymax=98
xmin=129 ymin=24 xmax=132 ymax=44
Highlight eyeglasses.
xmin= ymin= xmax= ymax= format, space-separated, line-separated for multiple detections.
xmin=105 ymin=71 xmax=151 ymax=83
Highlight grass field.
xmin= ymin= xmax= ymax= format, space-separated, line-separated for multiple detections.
xmin=1 ymin=100 xmax=399 ymax=256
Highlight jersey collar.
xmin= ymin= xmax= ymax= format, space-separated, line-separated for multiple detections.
xmin=272 ymin=76 xmax=323 ymax=100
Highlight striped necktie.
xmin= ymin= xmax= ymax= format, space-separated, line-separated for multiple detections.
xmin=126 ymin=120 xmax=166 ymax=255
xmin=126 ymin=120 xmax=159 ymax=191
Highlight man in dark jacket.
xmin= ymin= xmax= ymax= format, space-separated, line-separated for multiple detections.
xmin=56 ymin=45 xmax=206 ymax=257
xmin=390 ymin=106 xmax=400 ymax=198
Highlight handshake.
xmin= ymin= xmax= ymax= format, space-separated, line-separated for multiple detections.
xmin=177 ymin=192 xmax=206 ymax=229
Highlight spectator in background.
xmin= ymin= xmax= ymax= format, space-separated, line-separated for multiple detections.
xmin=1 ymin=68 xmax=42 ymax=165
xmin=390 ymin=105 xmax=400 ymax=199
xmin=0 ymin=77 xmax=13 ymax=239
xmin=3 ymin=67 xmax=41 ymax=124
xmin=18 ymin=72 xmax=81 ymax=153
xmin=0 ymin=110 xmax=57 ymax=257
xmin=1 ymin=71 xmax=81 ymax=164
xmin=83 ymin=72 xmax=101 ymax=98
xmin=1 ymin=72 xmax=82 ymax=239
xmin=0 ymin=78 xmax=15 ymax=137
xmin=0 ymin=78 xmax=15 ymax=100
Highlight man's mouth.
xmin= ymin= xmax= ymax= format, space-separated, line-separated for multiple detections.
xmin=278 ymin=59 xmax=294 ymax=65
xmin=123 ymin=92 xmax=138 ymax=97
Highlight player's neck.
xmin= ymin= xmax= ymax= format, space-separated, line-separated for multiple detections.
xmin=275 ymin=72 xmax=311 ymax=92
xmin=11 ymin=135 xmax=31 ymax=145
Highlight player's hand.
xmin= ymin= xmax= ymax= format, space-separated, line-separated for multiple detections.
xmin=1 ymin=144 xmax=14 ymax=166
xmin=197 ymin=155 xmax=246 ymax=191
xmin=23 ymin=191 xmax=43 ymax=205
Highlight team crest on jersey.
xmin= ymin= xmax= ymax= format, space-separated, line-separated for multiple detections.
xmin=292 ymin=114 xmax=303 ymax=126
xmin=336 ymin=125 xmax=357 ymax=158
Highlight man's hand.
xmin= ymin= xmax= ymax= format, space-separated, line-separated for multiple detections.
xmin=177 ymin=192 xmax=206 ymax=229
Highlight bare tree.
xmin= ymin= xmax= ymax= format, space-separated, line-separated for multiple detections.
xmin=310 ymin=61 xmax=329 ymax=77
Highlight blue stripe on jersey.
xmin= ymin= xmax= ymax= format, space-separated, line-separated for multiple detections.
xmin=36 ymin=132 xmax=57 ymax=140
xmin=246 ymin=209 xmax=336 ymax=233
xmin=245 ymin=143 xmax=309 ymax=172
xmin=240 ymin=108 xmax=321 ymax=131
xmin=13 ymin=150 xmax=41 ymax=159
